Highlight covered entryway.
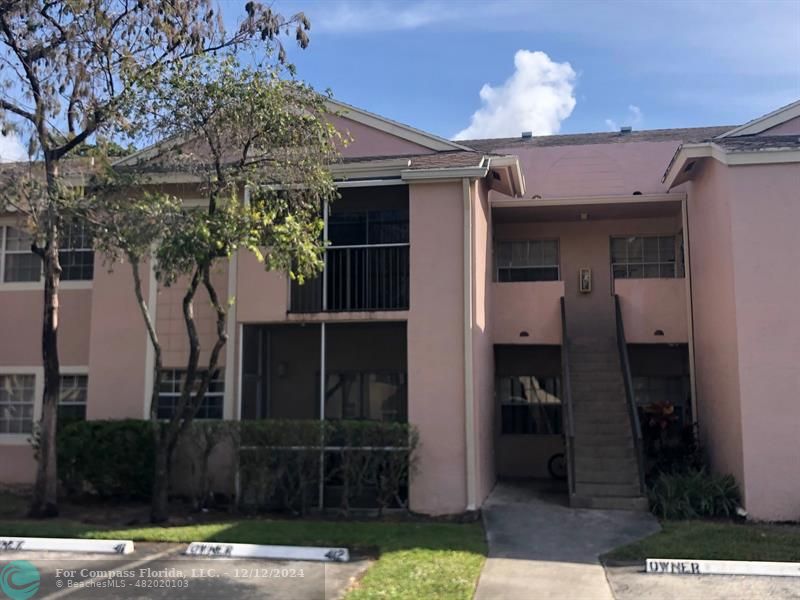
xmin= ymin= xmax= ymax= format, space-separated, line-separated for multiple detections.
xmin=494 ymin=345 xmax=566 ymax=483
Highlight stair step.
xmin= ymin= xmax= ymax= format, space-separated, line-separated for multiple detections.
xmin=569 ymin=371 xmax=625 ymax=387
xmin=571 ymin=385 xmax=625 ymax=396
xmin=571 ymin=494 xmax=649 ymax=511
xmin=575 ymin=481 xmax=642 ymax=497
xmin=575 ymin=445 xmax=634 ymax=459
xmin=574 ymin=420 xmax=633 ymax=435
xmin=570 ymin=358 xmax=620 ymax=366
xmin=574 ymin=468 xmax=640 ymax=485
xmin=573 ymin=412 xmax=629 ymax=426
xmin=575 ymin=457 xmax=638 ymax=474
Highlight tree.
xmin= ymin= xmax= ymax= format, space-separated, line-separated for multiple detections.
xmin=87 ymin=53 xmax=341 ymax=522
xmin=0 ymin=0 xmax=312 ymax=518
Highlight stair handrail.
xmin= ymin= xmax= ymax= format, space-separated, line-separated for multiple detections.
xmin=614 ymin=294 xmax=646 ymax=495
xmin=560 ymin=297 xmax=576 ymax=495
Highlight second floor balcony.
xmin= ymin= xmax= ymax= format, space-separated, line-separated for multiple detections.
xmin=290 ymin=185 xmax=410 ymax=314
xmin=290 ymin=243 xmax=410 ymax=313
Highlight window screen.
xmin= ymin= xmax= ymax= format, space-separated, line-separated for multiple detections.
xmin=495 ymin=240 xmax=559 ymax=282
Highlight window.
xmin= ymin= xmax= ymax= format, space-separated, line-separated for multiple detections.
xmin=0 ymin=374 xmax=35 ymax=434
xmin=0 ymin=224 xmax=93 ymax=283
xmin=328 ymin=208 xmax=409 ymax=247
xmin=2 ymin=227 xmax=40 ymax=282
xmin=157 ymin=369 xmax=224 ymax=419
xmin=611 ymin=235 xmax=677 ymax=279
xmin=324 ymin=371 xmax=407 ymax=422
xmin=495 ymin=240 xmax=559 ymax=282
xmin=496 ymin=375 xmax=562 ymax=434
xmin=59 ymin=222 xmax=94 ymax=280
xmin=58 ymin=374 xmax=88 ymax=422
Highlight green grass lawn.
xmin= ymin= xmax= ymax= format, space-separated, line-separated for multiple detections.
xmin=604 ymin=520 xmax=800 ymax=563
xmin=0 ymin=516 xmax=486 ymax=599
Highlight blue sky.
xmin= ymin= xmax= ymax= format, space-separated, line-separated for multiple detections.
xmin=0 ymin=0 xmax=797 ymax=160
xmin=272 ymin=0 xmax=800 ymax=139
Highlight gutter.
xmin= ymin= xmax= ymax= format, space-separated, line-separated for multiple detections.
xmin=402 ymin=166 xmax=489 ymax=181
xmin=462 ymin=177 xmax=477 ymax=511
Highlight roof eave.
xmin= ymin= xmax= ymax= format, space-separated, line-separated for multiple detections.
xmin=716 ymin=99 xmax=800 ymax=138
xmin=663 ymin=142 xmax=800 ymax=189
xmin=325 ymin=98 xmax=471 ymax=152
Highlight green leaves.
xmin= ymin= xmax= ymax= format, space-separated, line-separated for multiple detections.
xmin=106 ymin=51 xmax=340 ymax=287
xmin=648 ymin=468 xmax=741 ymax=520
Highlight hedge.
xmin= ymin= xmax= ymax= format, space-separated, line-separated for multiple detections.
xmin=56 ymin=418 xmax=418 ymax=516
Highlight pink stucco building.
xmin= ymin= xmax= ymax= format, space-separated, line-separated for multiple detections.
xmin=1 ymin=99 xmax=799 ymax=520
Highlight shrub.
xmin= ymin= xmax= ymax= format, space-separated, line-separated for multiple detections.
xmin=237 ymin=419 xmax=418 ymax=516
xmin=56 ymin=418 xmax=418 ymax=516
xmin=57 ymin=419 xmax=156 ymax=499
xmin=648 ymin=468 xmax=741 ymax=519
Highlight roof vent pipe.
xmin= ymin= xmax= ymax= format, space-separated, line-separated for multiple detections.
xmin=620 ymin=126 xmax=633 ymax=134
xmin=521 ymin=131 xmax=533 ymax=138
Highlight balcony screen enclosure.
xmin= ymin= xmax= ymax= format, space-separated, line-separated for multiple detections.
xmin=240 ymin=322 xmax=408 ymax=509
xmin=290 ymin=186 xmax=410 ymax=312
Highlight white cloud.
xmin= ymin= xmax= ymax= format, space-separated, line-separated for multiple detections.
xmin=453 ymin=50 xmax=576 ymax=140
xmin=605 ymin=104 xmax=644 ymax=132
xmin=0 ymin=133 xmax=27 ymax=162
xmin=312 ymin=1 xmax=451 ymax=32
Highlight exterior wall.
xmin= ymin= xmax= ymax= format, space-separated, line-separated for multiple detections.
xmin=615 ymin=279 xmax=688 ymax=343
xmin=156 ymin=264 xmax=229 ymax=368
xmin=472 ymin=179 xmax=496 ymax=505
xmin=235 ymin=251 xmax=288 ymax=323
xmin=0 ymin=288 xmax=91 ymax=366
xmin=327 ymin=114 xmax=433 ymax=158
xmin=407 ymin=181 xmax=467 ymax=514
xmin=725 ymin=163 xmax=800 ymax=520
xmin=86 ymin=257 xmax=151 ymax=420
xmin=492 ymin=281 xmax=564 ymax=344
xmin=686 ymin=160 xmax=745 ymax=491
xmin=759 ymin=115 xmax=800 ymax=135
xmin=494 ymin=216 xmax=683 ymax=338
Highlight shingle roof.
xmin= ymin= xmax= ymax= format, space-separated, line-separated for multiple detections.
xmin=0 ymin=158 xmax=97 ymax=178
xmin=460 ymin=126 xmax=735 ymax=152
xmin=712 ymin=135 xmax=800 ymax=152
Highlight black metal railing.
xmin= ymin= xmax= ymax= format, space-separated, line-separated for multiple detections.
xmin=290 ymin=244 xmax=410 ymax=313
xmin=560 ymin=297 xmax=576 ymax=496
xmin=614 ymin=294 xmax=646 ymax=495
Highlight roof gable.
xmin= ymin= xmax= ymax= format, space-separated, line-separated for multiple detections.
xmin=716 ymin=99 xmax=800 ymax=138
xmin=324 ymin=99 xmax=469 ymax=153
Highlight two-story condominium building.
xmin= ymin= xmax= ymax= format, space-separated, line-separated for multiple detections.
xmin=1 ymin=99 xmax=799 ymax=520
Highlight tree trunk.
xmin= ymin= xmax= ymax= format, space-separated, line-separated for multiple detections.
xmin=29 ymin=166 xmax=62 ymax=518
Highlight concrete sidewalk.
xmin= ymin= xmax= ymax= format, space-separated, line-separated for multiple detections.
xmin=474 ymin=481 xmax=659 ymax=600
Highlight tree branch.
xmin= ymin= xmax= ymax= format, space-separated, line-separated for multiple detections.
xmin=0 ymin=98 xmax=36 ymax=123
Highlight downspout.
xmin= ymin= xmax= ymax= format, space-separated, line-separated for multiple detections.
xmin=681 ymin=197 xmax=699 ymax=428
xmin=463 ymin=178 xmax=477 ymax=511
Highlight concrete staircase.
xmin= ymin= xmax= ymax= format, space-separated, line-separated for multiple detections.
xmin=567 ymin=336 xmax=647 ymax=510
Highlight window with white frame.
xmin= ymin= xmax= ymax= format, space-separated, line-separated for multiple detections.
xmin=611 ymin=235 xmax=678 ymax=279
xmin=59 ymin=222 xmax=94 ymax=280
xmin=58 ymin=374 xmax=88 ymax=422
xmin=0 ymin=224 xmax=94 ymax=283
xmin=0 ymin=374 xmax=35 ymax=434
xmin=157 ymin=369 xmax=224 ymax=419
xmin=495 ymin=240 xmax=560 ymax=282
xmin=2 ymin=227 xmax=40 ymax=282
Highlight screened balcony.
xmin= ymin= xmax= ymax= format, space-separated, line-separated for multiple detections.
xmin=290 ymin=186 xmax=410 ymax=313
